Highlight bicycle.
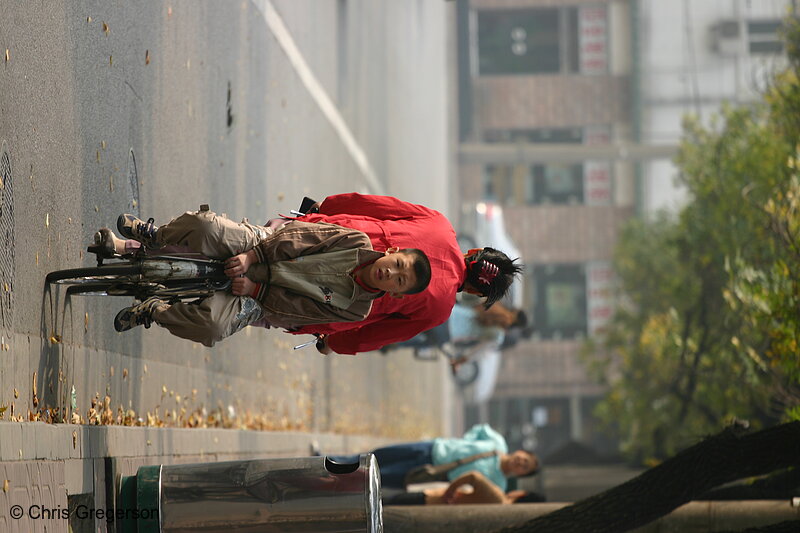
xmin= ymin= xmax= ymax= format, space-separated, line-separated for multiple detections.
xmin=45 ymin=237 xmax=229 ymax=303
xmin=45 ymin=199 xmax=320 ymax=304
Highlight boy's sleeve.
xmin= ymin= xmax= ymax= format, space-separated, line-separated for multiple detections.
xmin=320 ymin=193 xmax=437 ymax=220
xmin=251 ymin=221 xmax=366 ymax=265
xmin=324 ymin=314 xmax=448 ymax=355
xmin=258 ymin=286 xmax=370 ymax=327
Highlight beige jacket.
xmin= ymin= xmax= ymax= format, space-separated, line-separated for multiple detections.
xmin=247 ymin=221 xmax=385 ymax=329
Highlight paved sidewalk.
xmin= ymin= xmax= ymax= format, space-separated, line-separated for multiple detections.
xmin=0 ymin=1 xmax=459 ymax=531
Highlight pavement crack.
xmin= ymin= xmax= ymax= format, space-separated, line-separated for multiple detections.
xmin=124 ymin=80 xmax=143 ymax=102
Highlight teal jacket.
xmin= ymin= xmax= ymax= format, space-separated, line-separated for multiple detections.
xmin=432 ymin=424 xmax=509 ymax=491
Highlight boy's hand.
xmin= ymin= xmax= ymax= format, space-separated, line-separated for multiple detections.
xmin=231 ymin=275 xmax=256 ymax=296
xmin=316 ymin=335 xmax=332 ymax=355
xmin=225 ymin=250 xmax=257 ymax=278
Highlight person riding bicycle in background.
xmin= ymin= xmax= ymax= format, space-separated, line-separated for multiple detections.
xmin=100 ymin=193 xmax=522 ymax=353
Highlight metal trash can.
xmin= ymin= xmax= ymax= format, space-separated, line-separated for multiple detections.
xmin=122 ymin=454 xmax=382 ymax=533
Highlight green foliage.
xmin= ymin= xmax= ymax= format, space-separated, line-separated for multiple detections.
xmin=585 ymin=16 xmax=800 ymax=463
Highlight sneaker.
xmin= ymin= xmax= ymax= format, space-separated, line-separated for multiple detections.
xmin=114 ymin=297 xmax=167 ymax=332
xmin=117 ymin=214 xmax=161 ymax=248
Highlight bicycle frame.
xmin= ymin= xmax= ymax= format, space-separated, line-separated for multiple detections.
xmin=48 ymin=248 xmax=229 ymax=302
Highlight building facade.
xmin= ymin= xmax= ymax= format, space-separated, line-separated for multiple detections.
xmin=453 ymin=0 xmax=791 ymax=469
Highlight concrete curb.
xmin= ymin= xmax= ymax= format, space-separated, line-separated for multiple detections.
xmin=0 ymin=422 xmax=396 ymax=462
xmin=0 ymin=422 xmax=398 ymax=496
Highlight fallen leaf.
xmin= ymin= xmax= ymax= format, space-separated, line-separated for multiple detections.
xmin=13 ymin=388 xmax=18 ymax=399
xmin=36 ymin=253 xmax=39 ymax=265
xmin=145 ymin=50 xmax=150 ymax=65
xmin=109 ymin=55 xmax=113 ymax=66
xmin=49 ymin=334 xmax=62 ymax=344
xmin=87 ymin=16 xmax=92 ymax=23
xmin=45 ymin=213 xmax=49 ymax=228
xmin=84 ymin=312 xmax=89 ymax=332
xmin=32 ymin=373 xmax=38 ymax=407
xmin=72 ymin=431 xmax=77 ymax=448
xmin=4 ymin=49 xmax=8 ymax=63
xmin=96 ymin=150 xmax=100 ymax=163
xmin=109 ymin=175 xmax=113 ymax=192
xmin=2 ymin=480 xmax=8 ymax=493
xmin=102 ymin=21 xmax=109 ymax=34
xmin=122 ymin=368 xmax=128 ymax=379
xmin=143 ymin=364 xmax=148 ymax=374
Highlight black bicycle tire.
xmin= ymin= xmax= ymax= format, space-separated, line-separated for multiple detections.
xmin=46 ymin=264 xmax=141 ymax=284
xmin=66 ymin=283 xmax=117 ymax=296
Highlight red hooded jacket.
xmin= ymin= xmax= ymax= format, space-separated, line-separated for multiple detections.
xmin=292 ymin=193 xmax=466 ymax=354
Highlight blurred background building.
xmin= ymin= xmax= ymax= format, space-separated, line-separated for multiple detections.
xmin=450 ymin=0 xmax=791 ymax=499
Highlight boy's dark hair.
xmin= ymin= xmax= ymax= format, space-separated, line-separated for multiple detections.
xmin=463 ymin=247 xmax=523 ymax=308
xmin=400 ymin=248 xmax=432 ymax=295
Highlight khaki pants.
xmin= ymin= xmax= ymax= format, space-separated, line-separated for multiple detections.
xmin=151 ymin=209 xmax=271 ymax=347
xmin=153 ymin=291 xmax=264 ymax=347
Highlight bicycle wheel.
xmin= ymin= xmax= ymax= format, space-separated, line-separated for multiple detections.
xmin=46 ymin=264 xmax=141 ymax=284
xmin=66 ymin=282 xmax=116 ymax=296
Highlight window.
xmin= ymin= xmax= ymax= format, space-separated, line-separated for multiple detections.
xmin=748 ymin=20 xmax=783 ymax=54
xmin=532 ymin=264 xmax=587 ymax=340
xmin=483 ymin=129 xmax=585 ymax=206
xmin=478 ymin=8 xmax=579 ymax=75
xmin=533 ymin=164 xmax=584 ymax=204
xmin=485 ymin=164 xmax=584 ymax=205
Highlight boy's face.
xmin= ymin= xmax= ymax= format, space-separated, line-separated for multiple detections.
xmin=363 ymin=251 xmax=418 ymax=295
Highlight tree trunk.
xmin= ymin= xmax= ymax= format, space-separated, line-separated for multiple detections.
xmin=699 ymin=467 xmax=800 ymax=500
xmin=492 ymin=422 xmax=800 ymax=533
